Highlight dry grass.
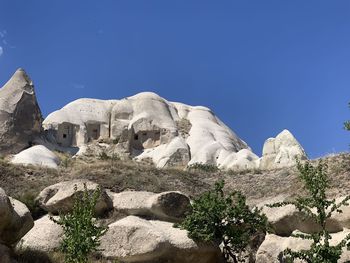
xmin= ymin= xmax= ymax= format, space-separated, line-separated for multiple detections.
xmin=1 ymin=152 xmax=349 ymax=207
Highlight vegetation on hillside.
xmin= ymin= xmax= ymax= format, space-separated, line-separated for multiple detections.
xmin=177 ymin=180 xmax=268 ymax=263
xmin=268 ymin=160 xmax=350 ymax=262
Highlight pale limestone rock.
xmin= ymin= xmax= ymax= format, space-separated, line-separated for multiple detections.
xmin=260 ymin=129 xmax=307 ymax=170
xmin=11 ymin=145 xmax=60 ymax=169
xmin=43 ymin=92 xmax=253 ymax=170
xmin=111 ymin=191 xmax=191 ymax=222
xmin=0 ymin=68 xmax=42 ymax=154
xmin=36 ymin=180 xmax=113 ymax=216
xmin=256 ymin=230 xmax=350 ymax=263
xmin=260 ymin=196 xmax=342 ymax=236
xmin=0 ymin=188 xmax=34 ymax=246
xmin=16 ymin=215 xmax=63 ymax=252
xmin=99 ymin=215 xmax=221 ymax=263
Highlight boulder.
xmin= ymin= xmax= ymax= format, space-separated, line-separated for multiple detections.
xmin=0 ymin=244 xmax=17 ymax=263
xmin=259 ymin=129 xmax=307 ymax=170
xmin=111 ymin=191 xmax=191 ymax=222
xmin=99 ymin=215 xmax=222 ymax=263
xmin=16 ymin=215 xmax=63 ymax=252
xmin=0 ymin=188 xmax=34 ymax=246
xmin=260 ymin=196 xmax=342 ymax=236
xmin=256 ymin=230 xmax=350 ymax=263
xmin=0 ymin=68 xmax=42 ymax=154
xmin=36 ymin=180 xmax=113 ymax=216
xmin=11 ymin=145 xmax=60 ymax=169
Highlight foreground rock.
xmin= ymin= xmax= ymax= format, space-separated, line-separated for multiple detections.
xmin=16 ymin=215 xmax=63 ymax=252
xmin=36 ymin=180 xmax=113 ymax=215
xmin=259 ymin=129 xmax=307 ymax=170
xmin=11 ymin=145 xmax=60 ymax=169
xmin=0 ymin=68 xmax=42 ymax=155
xmin=260 ymin=196 xmax=342 ymax=236
xmin=0 ymin=244 xmax=17 ymax=263
xmin=111 ymin=191 xmax=191 ymax=222
xmin=99 ymin=215 xmax=222 ymax=263
xmin=0 ymin=188 xmax=34 ymax=246
xmin=256 ymin=230 xmax=350 ymax=263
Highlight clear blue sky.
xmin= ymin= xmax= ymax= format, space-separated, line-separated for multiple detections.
xmin=0 ymin=1 xmax=349 ymax=158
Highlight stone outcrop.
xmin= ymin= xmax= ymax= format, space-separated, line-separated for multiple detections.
xmin=0 ymin=188 xmax=34 ymax=246
xmin=16 ymin=215 xmax=63 ymax=253
xmin=43 ymin=92 xmax=256 ymax=169
xmin=99 ymin=215 xmax=222 ymax=263
xmin=0 ymin=68 xmax=42 ymax=154
xmin=111 ymin=191 xmax=191 ymax=222
xmin=11 ymin=145 xmax=60 ymax=169
xmin=259 ymin=129 xmax=307 ymax=170
xmin=36 ymin=180 xmax=113 ymax=216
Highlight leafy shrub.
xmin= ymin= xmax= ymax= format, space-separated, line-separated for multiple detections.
xmin=176 ymin=180 xmax=268 ymax=263
xmin=187 ymin=162 xmax=219 ymax=172
xmin=51 ymin=184 xmax=107 ymax=263
xmin=268 ymin=160 xmax=350 ymax=263
xmin=16 ymin=192 xmax=45 ymax=220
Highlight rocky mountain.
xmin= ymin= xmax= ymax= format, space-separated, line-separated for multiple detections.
xmin=0 ymin=68 xmax=307 ymax=171
xmin=0 ymin=69 xmax=42 ymax=154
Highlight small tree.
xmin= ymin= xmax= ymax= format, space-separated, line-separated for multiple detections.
xmin=51 ymin=184 xmax=107 ymax=263
xmin=268 ymin=160 xmax=350 ymax=263
xmin=345 ymin=102 xmax=350 ymax=130
xmin=176 ymin=180 xmax=268 ymax=263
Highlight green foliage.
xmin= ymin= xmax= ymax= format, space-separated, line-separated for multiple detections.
xmin=268 ymin=160 xmax=350 ymax=263
xmin=51 ymin=184 xmax=107 ymax=263
xmin=98 ymin=151 xmax=109 ymax=160
xmin=15 ymin=192 xmax=45 ymax=220
xmin=177 ymin=180 xmax=268 ymax=263
xmin=345 ymin=102 xmax=350 ymax=131
xmin=187 ymin=162 xmax=219 ymax=172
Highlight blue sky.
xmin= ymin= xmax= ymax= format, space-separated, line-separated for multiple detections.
xmin=0 ymin=1 xmax=349 ymax=158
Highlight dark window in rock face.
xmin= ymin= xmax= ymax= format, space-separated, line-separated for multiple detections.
xmin=63 ymin=134 xmax=67 ymax=139
xmin=134 ymin=134 xmax=139 ymax=140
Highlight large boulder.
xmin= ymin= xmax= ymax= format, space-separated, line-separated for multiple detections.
xmin=260 ymin=196 xmax=342 ymax=236
xmin=0 ymin=188 xmax=34 ymax=246
xmin=16 ymin=215 xmax=63 ymax=252
xmin=259 ymin=129 xmax=307 ymax=170
xmin=99 ymin=215 xmax=222 ymax=263
xmin=11 ymin=145 xmax=60 ymax=169
xmin=0 ymin=244 xmax=17 ymax=263
xmin=111 ymin=191 xmax=191 ymax=222
xmin=36 ymin=180 xmax=113 ymax=216
xmin=256 ymin=230 xmax=350 ymax=263
xmin=0 ymin=68 xmax=42 ymax=154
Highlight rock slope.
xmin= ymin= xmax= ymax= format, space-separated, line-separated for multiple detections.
xmin=0 ymin=69 xmax=42 ymax=154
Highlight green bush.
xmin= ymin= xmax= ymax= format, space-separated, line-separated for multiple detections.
xmin=268 ymin=160 xmax=350 ymax=263
xmin=176 ymin=180 xmax=268 ymax=263
xmin=187 ymin=162 xmax=219 ymax=172
xmin=51 ymin=184 xmax=107 ymax=263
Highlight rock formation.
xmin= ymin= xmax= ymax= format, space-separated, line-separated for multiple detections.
xmin=0 ymin=68 xmax=42 ymax=154
xmin=42 ymin=92 xmax=261 ymax=169
xmin=259 ymin=129 xmax=307 ymax=170
xmin=11 ymin=145 xmax=60 ymax=169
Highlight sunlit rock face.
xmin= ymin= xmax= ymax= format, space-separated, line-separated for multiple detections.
xmin=43 ymin=91 xmax=257 ymax=169
xmin=0 ymin=68 xmax=42 ymax=154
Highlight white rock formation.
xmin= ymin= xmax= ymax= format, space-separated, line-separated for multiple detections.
xmin=0 ymin=68 xmax=42 ymax=154
xmin=110 ymin=191 xmax=191 ymax=222
xmin=43 ymin=92 xmax=257 ymax=169
xmin=36 ymin=180 xmax=113 ymax=215
xmin=259 ymin=129 xmax=307 ymax=170
xmin=16 ymin=215 xmax=63 ymax=252
xmin=99 ymin=215 xmax=221 ymax=263
xmin=11 ymin=145 xmax=60 ymax=169
xmin=0 ymin=188 xmax=34 ymax=246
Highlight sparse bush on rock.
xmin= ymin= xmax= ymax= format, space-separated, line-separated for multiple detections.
xmin=268 ymin=160 xmax=350 ymax=263
xmin=50 ymin=183 xmax=107 ymax=263
xmin=177 ymin=180 xmax=268 ymax=263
